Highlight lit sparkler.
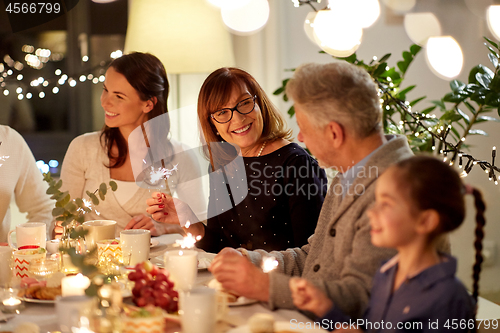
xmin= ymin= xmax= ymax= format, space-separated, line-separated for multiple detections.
xmin=175 ymin=232 xmax=202 ymax=249
xmin=262 ymin=256 xmax=279 ymax=273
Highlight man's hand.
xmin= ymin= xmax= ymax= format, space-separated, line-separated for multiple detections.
xmin=209 ymin=248 xmax=270 ymax=302
xmin=124 ymin=214 xmax=158 ymax=236
xmin=289 ymin=277 xmax=333 ymax=318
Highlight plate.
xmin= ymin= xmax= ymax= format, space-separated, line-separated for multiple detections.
xmin=228 ymin=296 xmax=258 ymax=307
xmin=19 ymin=297 xmax=55 ymax=304
xmin=227 ymin=321 xmax=328 ymax=332
xmin=197 ymin=252 xmax=216 ymax=270
xmin=150 ymin=238 xmax=160 ymax=248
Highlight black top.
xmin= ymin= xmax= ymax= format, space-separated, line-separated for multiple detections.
xmin=196 ymin=143 xmax=327 ymax=253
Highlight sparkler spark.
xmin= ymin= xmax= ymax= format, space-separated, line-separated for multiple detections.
xmin=147 ymin=164 xmax=178 ymax=186
xmin=175 ymin=232 xmax=202 ymax=249
xmin=262 ymin=256 xmax=278 ymax=273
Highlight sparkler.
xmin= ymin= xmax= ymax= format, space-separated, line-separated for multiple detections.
xmin=175 ymin=232 xmax=202 ymax=249
xmin=262 ymin=255 xmax=279 ymax=273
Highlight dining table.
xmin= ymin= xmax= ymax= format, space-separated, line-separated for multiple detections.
xmin=0 ymin=234 xmax=326 ymax=333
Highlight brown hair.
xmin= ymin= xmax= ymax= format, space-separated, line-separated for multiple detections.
xmin=392 ymin=155 xmax=486 ymax=307
xmin=197 ymin=67 xmax=292 ymax=169
xmin=100 ymin=52 xmax=171 ymax=168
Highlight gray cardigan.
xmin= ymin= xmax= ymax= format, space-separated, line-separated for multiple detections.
xmin=245 ymin=135 xmax=413 ymax=319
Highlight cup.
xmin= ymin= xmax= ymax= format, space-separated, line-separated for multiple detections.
xmin=82 ymin=220 xmax=117 ymax=250
xmin=163 ymin=249 xmax=197 ymax=291
xmin=180 ymin=287 xmax=217 ymax=333
xmin=55 ymin=295 xmax=95 ymax=333
xmin=120 ymin=230 xmax=150 ymax=266
xmin=12 ymin=248 xmax=46 ymax=278
xmin=8 ymin=222 xmax=47 ymax=250
xmin=0 ymin=247 xmax=13 ymax=287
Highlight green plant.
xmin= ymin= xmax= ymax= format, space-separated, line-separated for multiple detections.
xmin=274 ymin=39 xmax=500 ymax=172
xmin=43 ymin=172 xmax=117 ymax=228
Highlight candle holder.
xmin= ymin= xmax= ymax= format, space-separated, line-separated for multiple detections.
xmin=28 ymin=258 xmax=60 ymax=281
xmin=0 ymin=288 xmax=24 ymax=314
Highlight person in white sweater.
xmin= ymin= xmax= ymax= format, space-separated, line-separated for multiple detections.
xmin=59 ymin=52 xmax=206 ymax=236
xmin=0 ymin=125 xmax=53 ymax=243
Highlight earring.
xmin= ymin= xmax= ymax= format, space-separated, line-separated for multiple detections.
xmin=216 ymin=132 xmax=220 ymax=136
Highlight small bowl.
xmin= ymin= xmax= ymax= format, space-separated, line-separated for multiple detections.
xmin=28 ymin=259 xmax=59 ymax=280
xmin=46 ymin=239 xmax=60 ymax=254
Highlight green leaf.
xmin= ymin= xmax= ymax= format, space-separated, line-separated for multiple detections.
xmin=410 ymin=44 xmax=422 ymax=56
xmin=64 ymin=201 xmax=77 ymax=214
xmin=88 ymin=192 xmax=99 ymax=206
xmin=52 ymin=207 xmax=65 ymax=217
xmin=273 ymin=86 xmax=284 ymax=95
xmin=99 ymin=183 xmax=107 ymax=196
xmin=98 ymin=190 xmax=105 ymax=201
xmin=398 ymin=85 xmax=416 ymax=96
xmin=456 ymin=108 xmax=470 ymax=124
xmin=477 ymin=115 xmax=500 ymax=122
xmin=287 ymin=105 xmax=295 ymax=117
xmin=378 ymin=53 xmax=391 ymax=63
xmin=490 ymin=76 xmax=500 ymax=93
xmin=397 ymin=61 xmax=408 ymax=74
xmin=476 ymin=73 xmax=492 ymax=89
xmin=484 ymin=37 xmax=499 ymax=49
xmin=338 ymin=53 xmax=357 ymax=63
xmin=431 ymin=100 xmax=446 ymax=110
xmin=109 ymin=181 xmax=118 ymax=191
xmin=463 ymin=101 xmax=477 ymax=115
xmin=488 ymin=53 xmax=499 ymax=69
xmin=409 ymin=96 xmax=426 ymax=106
xmin=373 ymin=62 xmax=387 ymax=78
xmin=469 ymin=65 xmax=495 ymax=84
xmin=75 ymin=198 xmax=84 ymax=207
xmin=450 ymin=80 xmax=466 ymax=92
xmin=485 ymin=91 xmax=500 ymax=106
xmin=443 ymin=92 xmax=467 ymax=103
xmin=420 ymin=106 xmax=436 ymax=114
xmin=498 ymin=105 xmax=500 ymax=117
xmin=468 ymin=129 xmax=488 ymax=136
xmin=46 ymin=186 xmax=58 ymax=195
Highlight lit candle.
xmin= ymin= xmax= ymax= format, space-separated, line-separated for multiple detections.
xmin=2 ymin=297 xmax=23 ymax=313
xmin=262 ymin=256 xmax=278 ymax=273
xmin=61 ymin=273 xmax=91 ymax=296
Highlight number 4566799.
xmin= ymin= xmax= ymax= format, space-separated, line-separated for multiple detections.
xmin=5 ymin=2 xmax=61 ymax=14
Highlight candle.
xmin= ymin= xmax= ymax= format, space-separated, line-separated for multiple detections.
xmin=61 ymin=273 xmax=91 ymax=296
xmin=163 ymin=249 xmax=198 ymax=291
xmin=2 ymin=297 xmax=23 ymax=313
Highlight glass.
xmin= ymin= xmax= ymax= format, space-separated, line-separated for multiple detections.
xmin=210 ymin=95 xmax=257 ymax=124
xmin=28 ymin=258 xmax=59 ymax=280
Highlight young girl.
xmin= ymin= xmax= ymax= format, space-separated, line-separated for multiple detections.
xmin=290 ymin=155 xmax=485 ymax=332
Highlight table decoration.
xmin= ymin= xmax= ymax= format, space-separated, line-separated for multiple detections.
xmin=0 ymin=288 xmax=24 ymax=314
xmin=28 ymin=258 xmax=59 ymax=280
xmin=164 ymin=249 xmax=198 ymax=291
xmin=61 ymin=274 xmax=91 ymax=297
xmin=12 ymin=247 xmax=46 ymax=278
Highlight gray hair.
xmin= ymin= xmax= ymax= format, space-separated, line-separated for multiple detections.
xmin=286 ymin=61 xmax=382 ymax=138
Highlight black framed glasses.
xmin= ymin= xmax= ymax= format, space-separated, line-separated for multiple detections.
xmin=210 ymin=95 xmax=257 ymax=124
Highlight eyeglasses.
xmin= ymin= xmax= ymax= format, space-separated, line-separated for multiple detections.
xmin=210 ymin=95 xmax=257 ymax=124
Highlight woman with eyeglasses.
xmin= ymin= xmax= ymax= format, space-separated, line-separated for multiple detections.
xmin=147 ymin=67 xmax=327 ymax=253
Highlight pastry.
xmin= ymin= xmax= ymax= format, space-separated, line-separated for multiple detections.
xmin=248 ymin=313 xmax=275 ymax=333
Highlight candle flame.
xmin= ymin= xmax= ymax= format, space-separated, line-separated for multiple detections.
xmin=262 ymin=256 xmax=278 ymax=273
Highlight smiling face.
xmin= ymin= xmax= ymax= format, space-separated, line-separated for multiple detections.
xmin=211 ymin=85 xmax=264 ymax=154
xmin=367 ymin=168 xmax=422 ymax=249
xmin=101 ymin=66 xmax=152 ymax=137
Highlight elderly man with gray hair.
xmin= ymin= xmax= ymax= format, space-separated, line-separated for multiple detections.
xmin=209 ymin=61 xmax=413 ymax=319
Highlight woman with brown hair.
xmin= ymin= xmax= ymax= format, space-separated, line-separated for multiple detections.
xmin=58 ymin=52 xmax=206 ymax=236
xmin=147 ymin=67 xmax=327 ymax=253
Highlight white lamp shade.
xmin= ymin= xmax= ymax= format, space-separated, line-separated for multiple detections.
xmin=303 ymin=11 xmax=317 ymax=44
xmin=426 ymin=36 xmax=464 ymax=80
xmin=313 ymin=9 xmax=362 ymax=56
xmin=382 ymin=0 xmax=416 ymax=13
xmin=206 ymin=0 xmax=250 ymax=9
xmin=125 ymin=0 xmax=235 ymax=74
xmin=404 ymin=13 xmax=441 ymax=45
xmin=355 ymin=0 xmax=381 ymax=28
xmin=487 ymin=5 xmax=500 ymax=40
xmin=221 ymin=0 xmax=270 ymax=35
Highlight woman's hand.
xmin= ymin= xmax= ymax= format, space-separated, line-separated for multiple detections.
xmin=146 ymin=192 xmax=199 ymax=227
xmin=289 ymin=277 xmax=333 ymax=318
xmin=124 ymin=214 xmax=159 ymax=236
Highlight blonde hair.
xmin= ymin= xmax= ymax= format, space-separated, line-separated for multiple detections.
xmin=198 ymin=67 xmax=292 ymax=169
xmin=286 ymin=61 xmax=382 ymax=138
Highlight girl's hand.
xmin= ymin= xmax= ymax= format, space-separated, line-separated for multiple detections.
xmin=289 ymin=277 xmax=333 ymax=318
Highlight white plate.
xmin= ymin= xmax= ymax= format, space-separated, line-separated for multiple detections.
xmin=150 ymin=251 xmax=217 ymax=271
xmin=150 ymin=238 xmax=160 ymax=248
xmin=197 ymin=252 xmax=216 ymax=270
xmin=19 ymin=297 xmax=55 ymax=304
xmin=228 ymin=321 xmax=328 ymax=332
xmin=228 ymin=296 xmax=258 ymax=307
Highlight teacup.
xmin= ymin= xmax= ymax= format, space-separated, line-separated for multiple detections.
xmin=13 ymin=248 xmax=46 ymax=278
xmin=83 ymin=220 xmax=117 ymax=250
xmin=8 ymin=222 xmax=46 ymax=250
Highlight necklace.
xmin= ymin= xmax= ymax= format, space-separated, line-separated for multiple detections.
xmin=257 ymin=141 xmax=267 ymax=157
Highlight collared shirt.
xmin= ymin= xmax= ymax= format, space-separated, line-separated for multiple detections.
xmin=322 ymin=253 xmax=475 ymax=332
xmin=338 ymin=135 xmax=391 ymax=199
